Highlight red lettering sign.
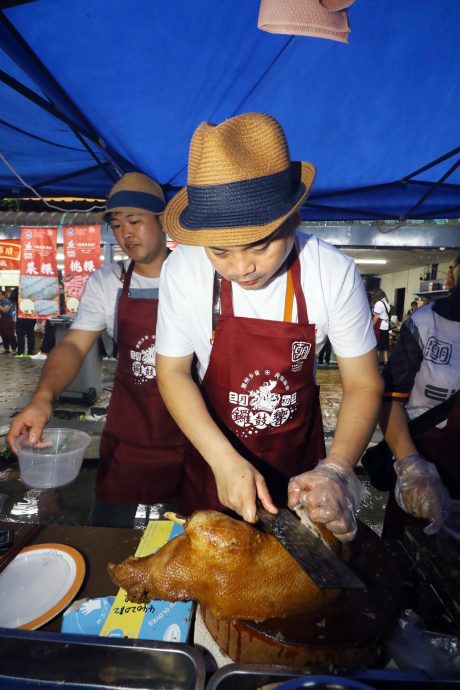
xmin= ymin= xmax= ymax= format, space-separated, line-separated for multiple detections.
xmin=19 ymin=228 xmax=59 ymax=319
xmin=0 ymin=239 xmax=21 ymax=270
xmin=63 ymin=225 xmax=101 ymax=314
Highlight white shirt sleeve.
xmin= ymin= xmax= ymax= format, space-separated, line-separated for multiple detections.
xmin=300 ymin=237 xmax=375 ymax=358
xmin=325 ymin=258 xmax=376 ymax=357
xmin=156 ymin=248 xmax=198 ymax=357
xmin=70 ymin=269 xmax=112 ymax=334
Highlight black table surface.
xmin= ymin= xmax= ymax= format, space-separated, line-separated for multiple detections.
xmin=0 ymin=520 xmax=142 ymax=632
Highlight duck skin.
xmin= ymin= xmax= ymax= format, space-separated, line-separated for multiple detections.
xmin=108 ymin=509 xmax=345 ymax=621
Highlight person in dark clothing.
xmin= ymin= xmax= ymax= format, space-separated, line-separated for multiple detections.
xmin=0 ymin=289 xmax=17 ymax=354
xmin=401 ymin=299 xmax=419 ymax=325
xmin=9 ymin=287 xmax=36 ymax=357
xmin=379 ymin=256 xmax=460 ymax=539
xmin=39 ymin=320 xmax=56 ymax=354
xmin=16 ymin=317 xmax=36 ymax=357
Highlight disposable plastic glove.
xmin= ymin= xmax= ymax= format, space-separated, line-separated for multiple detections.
xmin=394 ymin=454 xmax=450 ymax=535
xmin=288 ymin=460 xmax=365 ymax=542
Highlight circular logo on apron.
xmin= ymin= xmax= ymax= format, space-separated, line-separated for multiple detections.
xmin=130 ymin=334 xmax=156 ymax=385
xmin=229 ymin=369 xmax=298 ymax=439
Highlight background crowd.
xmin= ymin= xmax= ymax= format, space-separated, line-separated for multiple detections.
xmin=0 ymin=281 xmax=67 ymax=359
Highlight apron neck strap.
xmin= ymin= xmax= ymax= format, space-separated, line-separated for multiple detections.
xmin=121 ymin=260 xmax=135 ymax=296
xmin=283 ymin=269 xmax=295 ymax=322
xmin=217 ymin=247 xmax=309 ymax=324
xmin=287 ymin=249 xmax=308 ymax=323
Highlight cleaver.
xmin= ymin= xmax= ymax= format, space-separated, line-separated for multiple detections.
xmin=257 ymin=506 xmax=365 ymax=590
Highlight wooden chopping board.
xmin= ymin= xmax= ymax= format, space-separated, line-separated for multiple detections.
xmin=201 ymin=522 xmax=402 ymax=670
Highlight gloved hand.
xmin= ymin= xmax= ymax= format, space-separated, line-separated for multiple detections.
xmin=394 ymin=454 xmax=450 ymax=535
xmin=288 ymin=460 xmax=365 ymax=542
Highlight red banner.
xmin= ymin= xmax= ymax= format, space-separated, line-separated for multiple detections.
xmin=63 ymin=225 xmax=101 ymax=314
xmin=19 ymin=227 xmax=59 ymax=319
xmin=0 ymin=239 xmax=21 ymax=270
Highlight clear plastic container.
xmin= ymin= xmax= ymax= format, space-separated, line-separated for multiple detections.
xmin=16 ymin=428 xmax=91 ymax=489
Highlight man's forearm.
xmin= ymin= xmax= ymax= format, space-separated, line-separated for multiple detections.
xmin=328 ymin=382 xmax=383 ymax=470
xmin=32 ymin=339 xmax=90 ymax=403
xmin=379 ymin=400 xmax=417 ymax=459
xmin=327 ymin=352 xmax=384 ymax=471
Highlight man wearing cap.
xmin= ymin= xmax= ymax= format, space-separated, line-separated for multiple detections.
xmin=7 ymin=173 xmax=188 ymax=526
xmin=156 ymin=113 xmax=383 ymax=542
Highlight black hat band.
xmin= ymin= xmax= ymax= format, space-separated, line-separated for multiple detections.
xmin=105 ymin=190 xmax=165 ymax=217
xmin=180 ymin=167 xmax=305 ymax=229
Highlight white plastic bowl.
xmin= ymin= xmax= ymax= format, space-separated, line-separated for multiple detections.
xmin=16 ymin=428 xmax=91 ymax=489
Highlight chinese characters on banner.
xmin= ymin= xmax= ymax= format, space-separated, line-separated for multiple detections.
xmin=63 ymin=225 xmax=101 ymax=314
xmin=0 ymin=239 xmax=21 ymax=270
xmin=19 ymin=228 xmax=59 ymax=319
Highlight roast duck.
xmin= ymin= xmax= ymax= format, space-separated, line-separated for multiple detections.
xmin=108 ymin=508 xmax=347 ymax=622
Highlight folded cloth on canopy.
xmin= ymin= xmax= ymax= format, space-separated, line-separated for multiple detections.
xmin=258 ymin=0 xmax=354 ymax=43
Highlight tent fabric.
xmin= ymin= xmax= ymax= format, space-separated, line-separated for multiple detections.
xmin=0 ymin=0 xmax=459 ymax=220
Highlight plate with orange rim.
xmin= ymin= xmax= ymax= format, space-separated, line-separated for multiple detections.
xmin=0 ymin=543 xmax=85 ymax=630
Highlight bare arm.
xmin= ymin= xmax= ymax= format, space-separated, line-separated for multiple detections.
xmin=156 ymin=353 xmax=277 ymax=522
xmin=7 ymin=328 xmax=101 ymax=452
xmin=329 ymin=349 xmax=384 ymax=470
xmin=378 ymin=398 xmax=417 ymax=460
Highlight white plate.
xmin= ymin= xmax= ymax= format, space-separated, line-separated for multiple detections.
xmin=0 ymin=543 xmax=85 ymax=629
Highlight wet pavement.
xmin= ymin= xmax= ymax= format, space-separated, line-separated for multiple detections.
xmin=0 ymin=355 xmax=386 ymax=534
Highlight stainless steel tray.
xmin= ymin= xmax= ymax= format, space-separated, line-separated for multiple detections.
xmin=0 ymin=628 xmax=206 ymax=689
xmin=205 ymin=663 xmax=456 ymax=690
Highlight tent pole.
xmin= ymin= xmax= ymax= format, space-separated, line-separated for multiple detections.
xmin=401 ymin=156 xmax=460 ymax=221
xmin=0 ymin=11 xmax=125 ymax=180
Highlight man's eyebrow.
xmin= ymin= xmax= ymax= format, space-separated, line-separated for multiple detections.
xmin=245 ymin=234 xmax=276 ymax=248
xmin=111 ymin=211 xmax=139 ymax=222
xmin=208 ymin=236 xmax=273 ymax=252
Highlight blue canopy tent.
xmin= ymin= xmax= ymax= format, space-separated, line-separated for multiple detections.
xmin=0 ymin=0 xmax=459 ymax=221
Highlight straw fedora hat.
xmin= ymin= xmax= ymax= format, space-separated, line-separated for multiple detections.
xmin=165 ymin=113 xmax=316 ymax=247
xmin=103 ymin=172 xmax=165 ymax=222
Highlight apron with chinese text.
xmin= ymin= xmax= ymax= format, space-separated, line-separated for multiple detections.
xmin=180 ymin=250 xmax=325 ymax=514
xmin=96 ymin=261 xmax=188 ymax=504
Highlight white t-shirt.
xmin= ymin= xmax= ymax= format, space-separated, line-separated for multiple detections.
xmin=373 ymin=299 xmax=391 ymax=331
xmin=71 ymin=260 xmax=159 ymax=338
xmin=156 ymin=233 xmax=376 ymax=382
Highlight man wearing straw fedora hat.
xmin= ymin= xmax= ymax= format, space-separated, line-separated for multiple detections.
xmin=8 ymin=173 xmax=188 ymax=527
xmin=156 ymin=112 xmax=383 ymax=542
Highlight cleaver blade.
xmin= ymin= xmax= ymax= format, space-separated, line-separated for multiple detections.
xmin=257 ymin=507 xmax=365 ymax=590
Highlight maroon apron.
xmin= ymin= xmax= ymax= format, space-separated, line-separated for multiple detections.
xmin=96 ymin=261 xmax=188 ymax=504
xmin=180 ymin=250 xmax=326 ymax=514
xmin=382 ymin=394 xmax=460 ymax=539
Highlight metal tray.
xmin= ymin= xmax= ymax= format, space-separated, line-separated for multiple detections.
xmin=0 ymin=627 xmax=206 ymax=690
xmin=205 ymin=663 xmax=460 ymax=689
